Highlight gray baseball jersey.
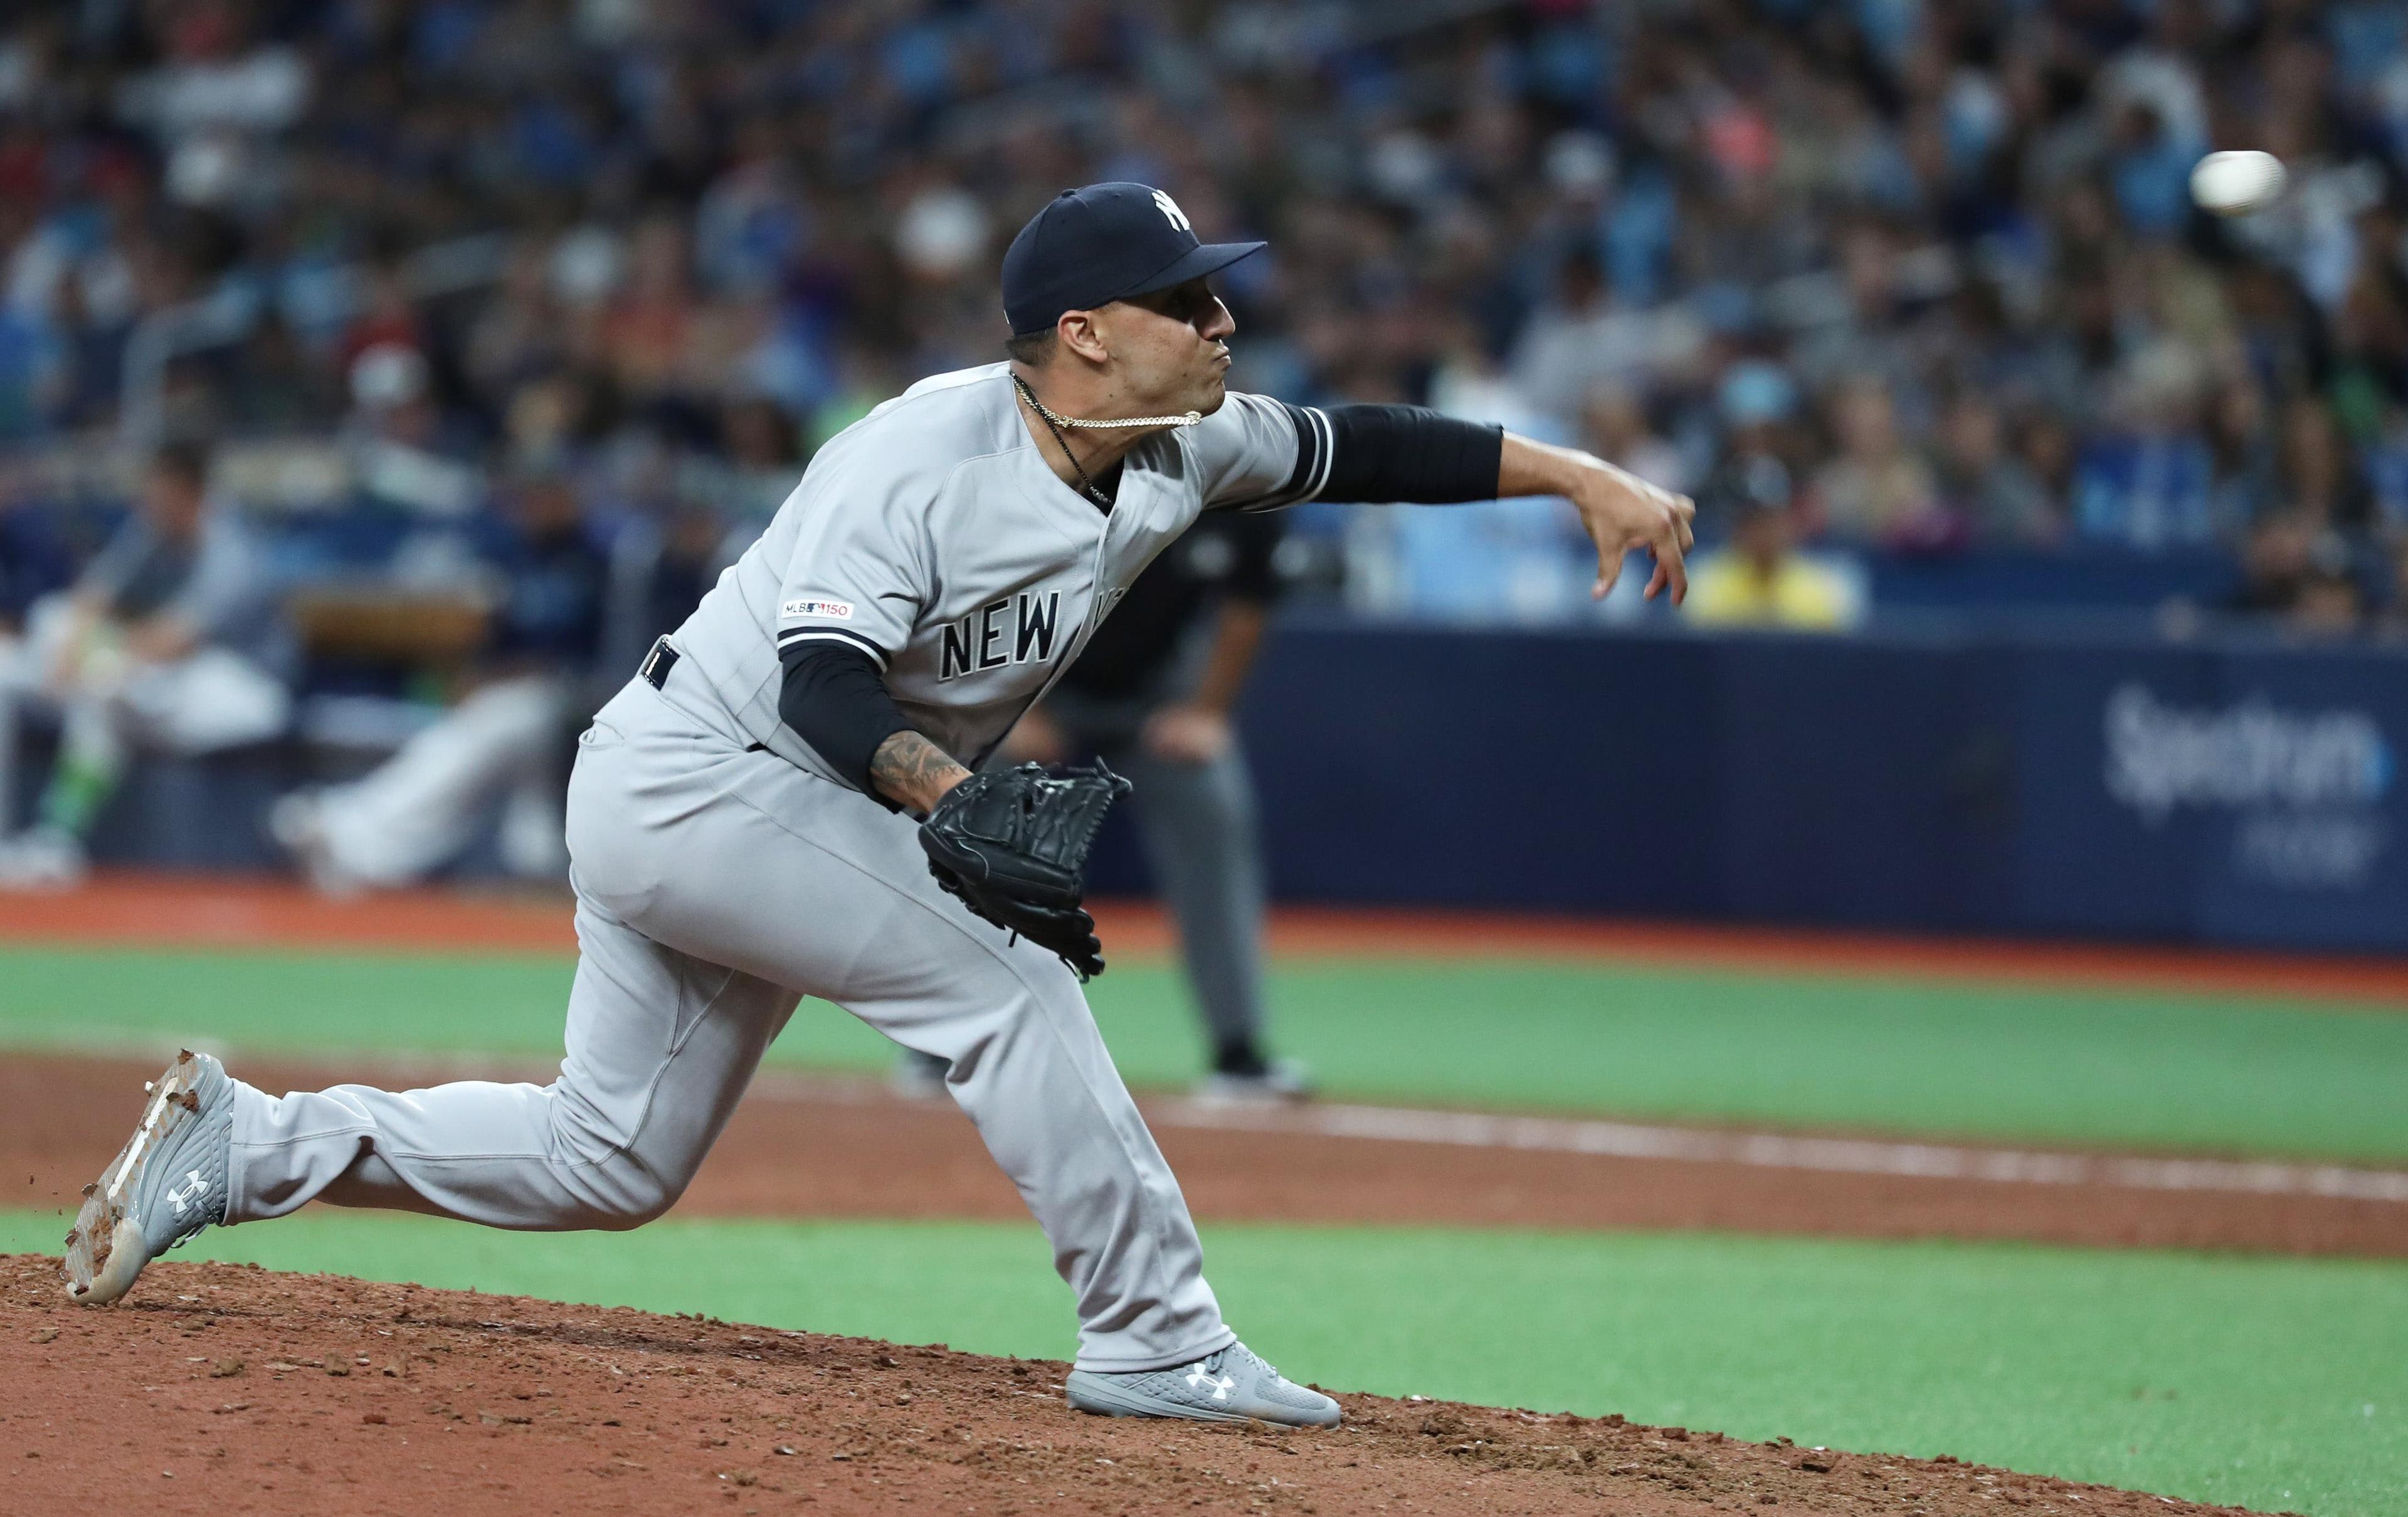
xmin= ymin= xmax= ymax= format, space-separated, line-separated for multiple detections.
xmin=670 ymin=361 xmax=1323 ymax=786
xmin=217 ymin=360 xmax=1328 ymax=1378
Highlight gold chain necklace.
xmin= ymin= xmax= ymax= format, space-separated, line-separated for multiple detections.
xmin=1013 ymin=374 xmax=1204 ymax=509
xmin=1011 ymin=373 xmax=1203 ymax=431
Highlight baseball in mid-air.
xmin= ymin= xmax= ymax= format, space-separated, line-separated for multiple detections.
xmin=2190 ymin=150 xmax=2287 ymax=216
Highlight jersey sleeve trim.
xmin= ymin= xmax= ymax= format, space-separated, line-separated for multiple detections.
xmin=1215 ymin=401 xmax=1332 ymax=514
xmin=776 ymin=625 xmax=890 ymax=670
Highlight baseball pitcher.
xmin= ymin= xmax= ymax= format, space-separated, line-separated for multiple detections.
xmin=65 ymin=183 xmax=1693 ymax=1428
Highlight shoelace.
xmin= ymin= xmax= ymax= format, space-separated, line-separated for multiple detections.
xmin=1195 ymin=1346 xmax=1281 ymax=1383
xmin=167 ymin=1198 xmax=223 ymax=1250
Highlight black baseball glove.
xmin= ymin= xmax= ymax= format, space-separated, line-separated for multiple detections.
xmin=918 ymin=760 xmax=1133 ymax=980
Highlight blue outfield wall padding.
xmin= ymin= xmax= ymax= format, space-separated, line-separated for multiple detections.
xmin=2002 ymin=639 xmax=2218 ymax=941
xmin=1866 ymin=544 xmax=2237 ymax=612
xmin=1106 ymin=616 xmax=2408 ymax=954
xmin=1235 ymin=623 xmax=1727 ymax=914
xmin=2194 ymin=645 xmax=2408 ymax=951
xmin=1711 ymin=633 xmax=1972 ymax=929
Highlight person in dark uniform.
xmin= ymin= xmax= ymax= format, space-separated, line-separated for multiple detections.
xmin=901 ymin=509 xmax=1304 ymax=1100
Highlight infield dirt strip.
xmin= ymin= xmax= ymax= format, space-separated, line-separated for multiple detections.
xmin=5 ymin=1054 xmax=2407 ymax=1258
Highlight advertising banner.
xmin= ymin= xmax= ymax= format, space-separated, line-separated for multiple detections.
xmin=1117 ymin=619 xmax=2408 ymax=953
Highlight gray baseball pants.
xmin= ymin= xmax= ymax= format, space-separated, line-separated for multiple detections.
xmin=219 ymin=672 xmax=1235 ymax=1373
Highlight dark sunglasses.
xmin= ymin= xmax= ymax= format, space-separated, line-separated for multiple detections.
xmin=1124 ymin=280 xmax=1222 ymax=326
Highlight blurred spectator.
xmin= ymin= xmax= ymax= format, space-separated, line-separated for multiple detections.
xmin=677 ymin=396 xmax=805 ymax=527
xmin=1683 ymin=497 xmax=1859 ymax=633
xmin=2276 ymin=396 xmax=2372 ymax=529
xmin=229 ymin=314 xmax=338 ymax=434
xmin=2224 ymin=510 xmax=2320 ymax=618
xmin=2203 ymin=379 xmax=2279 ymax=529
xmin=270 ymin=469 xmax=610 ymax=893
xmin=1578 ymin=384 xmax=1688 ymax=496
xmin=0 ymin=441 xmax=290 ymax=886
xmin=1814 ymin=378 xmax=1940 ymax=545
xmin=346 ymin=343 xmax=482 ymax=516
xmin=1696 ymin=361 xmax=1803 ymax=538
xmin=2073 ymin=361 xmax=2215 ymax=548
xmin=2291 ymin=558 xmax=2368 ymax=638
xmin=2019 ymin=414 xmax=2083 ymax=517
xmin=1930 ymin=394 xmax=2057 ymax=546
xmin=1512 ymin=252 xmax=1706 ymax=423
xmin=626 ymin=502 xmax=736 ymax=663
xmin=2107 ymin=100 xmax=2199 ymax=239
xmin=1378 ymin=352 xmax=1596 ymax=623
xmin=1789 ymin=224 xmax=1931 ymax=406
xmin=604 ymin=214 xmax=705 ymax=406
xmin=2382 ymin=539 xmax=2408 ymax=641
xmin=464 ymin=248 xmax=574 ymax=411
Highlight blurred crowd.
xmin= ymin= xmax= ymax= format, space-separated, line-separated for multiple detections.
xmin=4 ymin=0 xmax=2408 ymax=648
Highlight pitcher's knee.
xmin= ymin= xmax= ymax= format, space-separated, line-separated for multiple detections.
xmin=564 ymin=1154 xmax=683 ymax=1229
xmin=941 ymin=981 xmax=1062 ymax=1083
xmin=544 ymin=1084 xmax=691 ymax=1229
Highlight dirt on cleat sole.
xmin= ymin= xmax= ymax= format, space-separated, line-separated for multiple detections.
xmin=61 ymin=1050 xmax=208 ymax=1306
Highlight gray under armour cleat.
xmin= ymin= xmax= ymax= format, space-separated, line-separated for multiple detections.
xmin=63 ymin=1049 xmax=234 ymax=1306
xmin=1065 ymin=1341 xmax=1341 ymax=1427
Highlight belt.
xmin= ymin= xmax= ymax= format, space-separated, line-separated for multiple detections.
xmin=640 ymin=638 xmax=768 ymax=755
xmin=639 ymin=637 xmax=680 ymax=690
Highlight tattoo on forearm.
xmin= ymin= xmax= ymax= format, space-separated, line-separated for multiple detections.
xmin=871 ymin=729 xmax=970 ymax=813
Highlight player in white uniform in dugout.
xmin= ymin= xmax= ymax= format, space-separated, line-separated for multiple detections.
xmin=66 ymin=183 xmax=1694 ymax=1428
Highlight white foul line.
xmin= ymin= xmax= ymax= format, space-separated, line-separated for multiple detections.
xmin=1132 ymin=1097 xmax=2408 ymax=1206
xmin=736 ymin=1071 xmax=2408 ymax=1205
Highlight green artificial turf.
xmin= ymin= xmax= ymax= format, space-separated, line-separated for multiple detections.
xmin=4 ymin=943 xmax=2407 ymax=1161
xmin=4 ymin=1210 xmax=2399 ymax=1516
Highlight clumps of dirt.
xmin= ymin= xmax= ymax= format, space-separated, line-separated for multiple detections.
xmin=0 ymin=1254 xmax=2269 ymax=1516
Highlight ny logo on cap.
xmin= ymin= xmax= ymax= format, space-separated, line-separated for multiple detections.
xmin=1151 ymin=190 xmax=1190 ymax=233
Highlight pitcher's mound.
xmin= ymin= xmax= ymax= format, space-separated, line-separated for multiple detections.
xmin=0 ymin=1254 xmax=2252 ymax=1515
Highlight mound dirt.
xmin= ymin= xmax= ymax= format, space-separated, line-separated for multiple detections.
xmin=0 ymin=1255 xmax=2261 ymax=1517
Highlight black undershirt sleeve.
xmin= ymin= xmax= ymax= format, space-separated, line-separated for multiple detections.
xmin=1223 ymin=512 xmax=1286 ymax=605
xmin=1277 ymin=402 xmax=1504 ymax=507
xmin=778 ymin=639 xmax=912 ymax=799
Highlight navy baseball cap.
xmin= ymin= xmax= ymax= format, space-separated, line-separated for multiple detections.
xmin=1002 ymin=182 xmax=1265 ymax=336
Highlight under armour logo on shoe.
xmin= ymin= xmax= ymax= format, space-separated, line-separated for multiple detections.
xmin=165 ymin=1170 xmax=209 ymax=1216
xmin=1186 ymin=1365 xmax=1235 ymax=1401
